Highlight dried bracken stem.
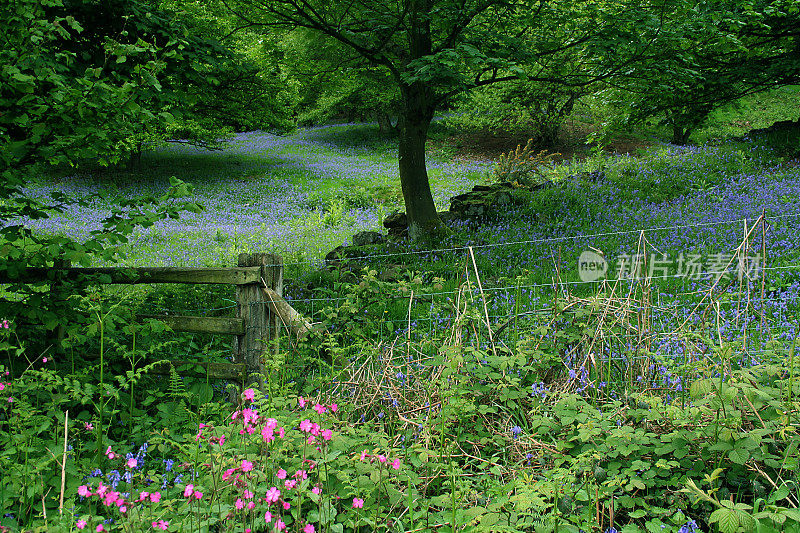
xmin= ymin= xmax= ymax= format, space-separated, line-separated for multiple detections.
xmin=59 ymin=410 xmax=68 ymax=515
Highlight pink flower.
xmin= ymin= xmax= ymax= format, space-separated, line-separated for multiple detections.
xmin=275 ymin=519 xmax=287 ymax=531
xmin=222 ymin=468 xmax=235 ymax=481
xmin=84 ymin=422 xmax=93 ymax=431
xmin=330 ymin=403 xmax=338 ymax=412
xmin=298 ymin=396 xmax=306 ymax=408
xmin=284 ymin=479 xmax=297 ymax=489
xmin=244 ymin=489 xmax=254 ymax=499
xmin=247 ymin=501 xmax=255 ymax=510
xmin=96 ymin=526 xmax=105 ymax=532
xmin=304 ymin=524 xmax=315 ymax=533
xmin=378 ymin=455 xmax=387 ymax=463
xmin=313 ymin=403 xmax=326 ymax=414
xmin=359 ymin=450 xmax=369 ymax=462
xmin=102 ymin=491 xmax=120 ymax=507
xmin=264 ymin=511 xmax=272 ymax=523
xmin=278 ymin=427 xmax=285 ymax=438
xmin=261 ymin=426 xmax=274 ymax=442
xmin=136 ymin=491 xmax=150 ymax=502
xmin=126 ymin=458 xmax=138 ymax=469
xmin=266 ymin=418 xmax=278 ymax=429
xmin=77 ymin=485 xmax=91 ymax=498
xmin=193 ymin=491 xmax=203 ymax=500
xmin=322 ymin=429 xmax=333 ymax=441
xmin=276 ymin=469 xmax=287 ymax=479
xmin=265 ymin=487 xmax=281 ymax=503
xmin=392 ymin=458 xmax=401 ymax=470
xmin=312 ymin=486 xmax=321 ymax=495
xmin=243 ymin=388 xmax=255 ymax=401
xmin=149 ymin=492 xmax=161 ymax=503
xmin=299 ymin=419 xmax=312 ymax=433
xmin=352 ymin=497 xmax=364 ymax=508
xmin=42 ymin=357 xmax=48 ymax=363
xmin=105 ymin=446 xmax=116 ymax=460
xmin=282 ymin=501 xmax=291 ymax=510
xmin=183 ymin=484 xmax=194 ymax=498
xmin=76 ymin=519 xmax=87 ymax=530
xmin=241 ymin=460 xmax=254 ymax=472
xmin=294 ymin=469 xmax=308 ymax=480
xmin=235 ymin=498 xmax=244 ymax=510
xmin=152 ymin=519 xmax=169 ymax=530
xmin=0 ymin=383 xmax=4 ymax=391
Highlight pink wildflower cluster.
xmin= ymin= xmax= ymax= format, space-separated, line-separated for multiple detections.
xmin=196 ymin=395 xmax=355 ymax=532
xmin=1 ymin=370 xmax=10 ymax=403
xmin=357 ymin=450 xmax=402 ymax=471
xmin=66 ymin=395 xmax=394 ymax=532
xmin=75 ymin=482 xmax=152 ymax=515
xmin=296 ymin=397 xmax=339 ymax=444
xmin=0 ymin=319 xmax=9 ymax=329
xmin=183 ymin=484 xmax=203 ymax=500
xmin=297 ymin=396 xmax=338 ymax=415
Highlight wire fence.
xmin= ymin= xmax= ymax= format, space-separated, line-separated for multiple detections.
xmin=141 ymin=212 xmax=800 ymax=391
xmin=246 ymin=211 xmax=800 ymax=269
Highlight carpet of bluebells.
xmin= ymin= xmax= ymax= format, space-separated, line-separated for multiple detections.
xmin=24 ymin=123 xmax=489 ymax=268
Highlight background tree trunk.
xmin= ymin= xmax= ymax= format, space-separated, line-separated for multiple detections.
xmin=398 ymin=84 xmax=448 ymax=242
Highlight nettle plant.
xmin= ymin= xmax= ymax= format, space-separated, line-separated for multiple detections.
xmin=51 ymin=390 xmax=407 ymax=533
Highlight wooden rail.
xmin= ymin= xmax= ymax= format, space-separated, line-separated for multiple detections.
xmin=0 ymin=266 xmax=264 ymax=285
xmin=136 ymin=315 xmax=246 ymax=335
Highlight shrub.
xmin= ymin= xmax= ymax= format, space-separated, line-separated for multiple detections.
xmin=492 ymin=139 xmax=560 ymax=187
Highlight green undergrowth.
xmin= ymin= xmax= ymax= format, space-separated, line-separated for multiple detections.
xmin=2 ymin=272 xmax=800 ymax=532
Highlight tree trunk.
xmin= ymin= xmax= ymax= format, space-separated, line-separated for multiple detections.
xmin=398 ymin=84 xmax=449 ymax=242
xmin=671 ymin=126 xmax=691 ymax=145
xmin=377 ymin=111 xmax=392 ymax=133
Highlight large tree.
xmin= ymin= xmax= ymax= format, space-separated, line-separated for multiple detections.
xmin=606 ymin=0 xmax=800 ymax=144
xmin=224 ymin=0 xmax=667 ymax=241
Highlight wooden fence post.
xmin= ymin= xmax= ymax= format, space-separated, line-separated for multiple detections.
xmin=234 ymin=253 xmax=283 ymax=388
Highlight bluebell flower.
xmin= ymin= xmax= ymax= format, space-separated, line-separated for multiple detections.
xmin=107 ymin=470 xmax=121 ymax=489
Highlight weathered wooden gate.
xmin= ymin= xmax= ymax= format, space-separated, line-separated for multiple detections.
xmin=0 ymin=253 xmax=284 ymax=385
